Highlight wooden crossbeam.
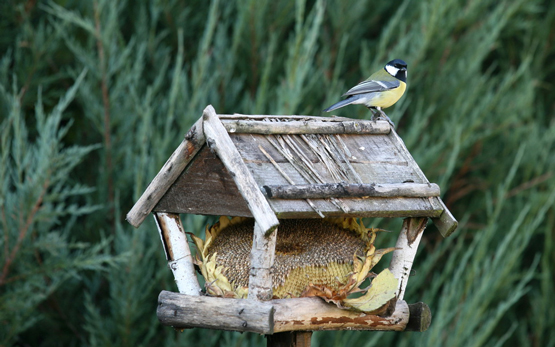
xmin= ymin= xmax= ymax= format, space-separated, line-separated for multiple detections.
xmin=220 ymin=119 xmax=391 ymax=135
xmin=157 ymin=291 xmax=433 ymax=333
xmin=262 ymin=183 xmax=440 ymax=199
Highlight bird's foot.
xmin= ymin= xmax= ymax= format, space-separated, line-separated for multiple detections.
xmin=369 ymin=108 xmax=395 ymax=128
xmin=380 ymin=112 xmax=396 ymax=128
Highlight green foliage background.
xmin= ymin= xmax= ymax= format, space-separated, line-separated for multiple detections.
xmin=1 ymin=0 xmax=554 ymax=346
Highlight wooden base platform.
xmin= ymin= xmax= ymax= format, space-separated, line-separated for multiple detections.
xmin=157 ymin=291 xmax=431 ymax=334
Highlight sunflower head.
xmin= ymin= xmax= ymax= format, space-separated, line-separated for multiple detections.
xmin=192 ymin=217 xmax=397 ymax=313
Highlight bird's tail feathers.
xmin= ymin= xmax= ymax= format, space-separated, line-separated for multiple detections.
xmin=323 ymin=95 xmax=362 ymax=113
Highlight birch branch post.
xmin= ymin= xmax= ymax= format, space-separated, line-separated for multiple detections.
xmin=153 ymin=212 xmax=201 ymax=296
xmin=389 ymin=217 xmax=427 ymax=300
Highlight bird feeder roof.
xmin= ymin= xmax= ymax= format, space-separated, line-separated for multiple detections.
xmin=127 ymin=105 xmax=457 ymax=236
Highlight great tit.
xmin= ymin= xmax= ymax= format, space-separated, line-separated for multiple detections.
xmin=324 ymin=59 xmax=407 ymax=126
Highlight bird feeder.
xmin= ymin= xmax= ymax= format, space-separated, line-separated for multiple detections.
xmin=127 ymin=105 xmax=457 ymax=345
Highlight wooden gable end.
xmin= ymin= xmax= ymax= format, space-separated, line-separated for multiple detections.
xmin=154 ymin=144 xmax=251 ymax=217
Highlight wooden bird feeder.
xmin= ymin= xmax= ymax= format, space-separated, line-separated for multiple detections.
xmin=127 ymin=105 xmax=457 ymax=346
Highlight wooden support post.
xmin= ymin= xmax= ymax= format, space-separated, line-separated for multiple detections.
xmin=267 ymin=332 xmax=313 ymax=347
xmin=249 ymin=221 xmax=278 ymax=301
xmin=389 ymin=217 xmax=427 ymax=300
xmin=153 ymin=212 xmax=201 ymax=296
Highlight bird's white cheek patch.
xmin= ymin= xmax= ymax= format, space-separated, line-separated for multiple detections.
xmin=385 ymin=65 xmax=400 ymax=76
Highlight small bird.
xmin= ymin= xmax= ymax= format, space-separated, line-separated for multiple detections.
xmin=323 ymin=59 xmax=408 ymax=126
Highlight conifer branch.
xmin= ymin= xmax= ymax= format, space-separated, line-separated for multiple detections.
xmin=93 ymin=0 xmax=114 ymax=226
xmin=0 ymin=179 xmax=49 ymax=286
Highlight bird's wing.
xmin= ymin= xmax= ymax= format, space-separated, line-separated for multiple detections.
xmin=342 ymin=79 xmax=400 ymax=96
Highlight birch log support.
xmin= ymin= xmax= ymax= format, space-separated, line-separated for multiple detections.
xmin=153 ymin=213 xmax=201 ymax=295
xmin=157 ymin=291 xmax=275 ymax=334
xmin=126 ymin=116 xmax=205 ymax=227
xmin=202 ymin=106 xmax=279 ymax=235
xmin=389 ymin=217 xmax=427 ymax=300
xmin=263 ymin=183 xmax=441 ymax=199
xmin=157 ymin=291 xmax=413 ymax=332
xmin=221 ymin=119 xmax=391 ymax=135
xmin=272 ymin=297 xmax=410 ymax=332
xmin=248 ymin=221 xmax=277 ymax=301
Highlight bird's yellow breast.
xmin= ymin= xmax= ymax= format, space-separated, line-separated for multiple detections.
xmin=371 ymin=81 xmax=406 ymax=109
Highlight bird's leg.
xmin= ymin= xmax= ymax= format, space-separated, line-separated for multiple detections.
xmin=368 ymin=107 xmax=379 ymax=121
xmin=376 ymin=107 xmax=395 ymax=128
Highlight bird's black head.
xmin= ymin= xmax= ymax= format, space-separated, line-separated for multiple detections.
xmin=385 ymin=59 xmax=408 ymax=83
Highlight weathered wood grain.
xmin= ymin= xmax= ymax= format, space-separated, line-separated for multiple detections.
xmin=157 ymin=290 xmax=275 ymax=334
xmin=202 ymin=106 xmax=279 ymax=234
xmin=232 ymin=133 xmax=427 ymax=186
xmin=267 ymin=197 xmax=444 ymax=219
xmin=272 ymin=297 xmax=410 ymax=332
xmin=153 ymin=145 xmax=252 ymax=217
xmin=154 ymin=197 xmax=443 ymax=218
xmin=262 ymin=183 xmax=441 ymax=199
xmin=153 ymin=213 xmax=201 ymax=295
xmin=243 ymin=161 xmax=420 ymax=187
xmin=248 ymin=222 xmax=278 ymax=301
xmin=221 ymin=119 xmax=390 ymax=135
xmin=157 ymin=291 xmax=416 ymax=333
xmin=126 ymin=115 xmax=205 ymax=227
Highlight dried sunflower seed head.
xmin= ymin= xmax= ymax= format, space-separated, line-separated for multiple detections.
xmin=192 ymin=217 xmax=396 ymax=313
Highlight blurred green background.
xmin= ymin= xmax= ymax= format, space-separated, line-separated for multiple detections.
xmin=1 ymin=0 xmax=554 ymax=346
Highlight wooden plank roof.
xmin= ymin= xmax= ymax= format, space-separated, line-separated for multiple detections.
xmin=127 ymin=105 xmax=457 ymax=236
